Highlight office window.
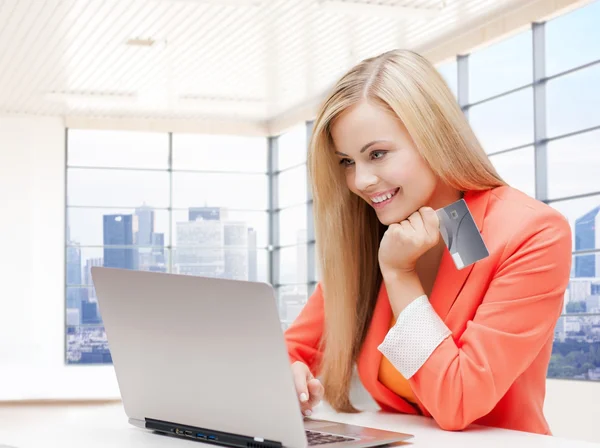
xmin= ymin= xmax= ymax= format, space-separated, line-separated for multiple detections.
xmin=545 ymin=0 xmax=600 ymax=77
xmin=278 ymin=204 xmax=308 ymax=247
xmin=545 ymin=2 xmax=600 ymax=381
xmin=488 ymin=147 xmax=535 ymax=198
xmin=277 ymin=124 xmax=307 ymax=171
xmin=172 ymin=134 xmax=267 ymax=173
xmin=66 ymin=130 xmax=269 ymax=364
xmin=436 ymin=59 xmax=458 ymax=98
xmin=278 ymin=165 xmax=308 ymax=209
xmin=547 ymin=130 xmax=600 ymax=200
xmin=550 ymin=195 xmax=600 ymax=253
xmin=469 ymin=88 xmax=534 ymax=154
xmin=548 ymin=258 xmax=600 ymax=381
xmin=546 ymin=63 xmax=600 ymax=139
xmin=275 ymin=126 xmax=311 ymax=327
xmin=468 ymin=29 xmax=533 ymax=103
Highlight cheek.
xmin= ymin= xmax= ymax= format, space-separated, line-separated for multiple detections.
xmin=345 ymin=170 xmax=358 ymax=193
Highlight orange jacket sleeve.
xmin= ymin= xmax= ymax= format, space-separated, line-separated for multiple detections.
xmin=283 ymin=283 xmax=325 ymax=376
xmin=408 ymin=210 xmax=572 ymax=430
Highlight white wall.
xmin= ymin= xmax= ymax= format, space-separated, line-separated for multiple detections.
xmin=0 ymin=115 xmax=120 ymax=400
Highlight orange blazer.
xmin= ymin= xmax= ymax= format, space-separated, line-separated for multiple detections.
xmin=284 ymin=186 xmax=572 ymax=434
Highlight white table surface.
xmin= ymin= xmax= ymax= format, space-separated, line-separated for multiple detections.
xmin=0 ymin=402 xmax=598 ymax=448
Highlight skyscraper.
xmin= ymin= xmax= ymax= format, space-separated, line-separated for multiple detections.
xmin=224 ymin=221 xmax=249 ymax=280
xmin=575 ymin=206 xmax=600 ymax=278
xmin=135 ymin=204 xmax=155 ymax=246
xmin=176 ymin=220 xmax=224 ymax=277
xmin=103 ymin=214 xmax=138 ymax=270
xmin=66 ymin=243 xmax=82 ymax=310
xmin=189 ymin=207 xmax=222 ymax=222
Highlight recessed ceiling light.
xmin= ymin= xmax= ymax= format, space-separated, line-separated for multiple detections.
xmin=125 ymin=37 xmax=156 ymax=47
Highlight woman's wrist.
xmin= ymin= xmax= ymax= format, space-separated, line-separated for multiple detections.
xmin=382 ymin=269 xmax=426 ymax=317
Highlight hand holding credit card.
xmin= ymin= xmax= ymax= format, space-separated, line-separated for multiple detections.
xmin=435 ymin=199 xmax=489 ymax=270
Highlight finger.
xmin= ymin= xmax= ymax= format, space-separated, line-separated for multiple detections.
xmin=292 ymin=366 xmax=309 ymax=404
xmin=420 ymin=207 xmax=440 ymax=241
xmin=307 ymin=379 xmax=324 ymax=407
xmin=399 ymin=220 xmax=414 ymax=237
xmin=407 ymin=210 xmax=426 ymax=235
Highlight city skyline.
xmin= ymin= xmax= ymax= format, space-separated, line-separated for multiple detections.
xmin=66 ymin=204 xmax=263 ymax=364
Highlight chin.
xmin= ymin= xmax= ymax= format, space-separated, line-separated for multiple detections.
xmin=374 ymin=202 xmax=416 ymax=225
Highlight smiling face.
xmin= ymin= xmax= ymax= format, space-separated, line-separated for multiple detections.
xmin=330 ymin=100 xmax=459 ymax=225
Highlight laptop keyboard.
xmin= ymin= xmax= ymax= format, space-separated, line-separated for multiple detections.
xmin=306 ymin=430 xmax=357 ymax=446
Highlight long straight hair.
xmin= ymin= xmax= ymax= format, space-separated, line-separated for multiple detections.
xmin=309 ymin=50 xmax=506 ymax=412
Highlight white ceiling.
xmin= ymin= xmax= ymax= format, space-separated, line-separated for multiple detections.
xmin=0 ymin=0 xmax=579 ymax=130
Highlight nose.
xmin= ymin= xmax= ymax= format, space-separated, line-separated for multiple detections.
xmin=353 ymin=163 xmax=378 ymax=192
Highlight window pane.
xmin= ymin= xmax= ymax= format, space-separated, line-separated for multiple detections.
xmin=278 ymin=284 xmax=308 ymax=325
xmin=69 ymin=247 xmax=170 ymax=285
xmin=550 ymin=194 xmax=600 ymax=252
xmin=172 ymin=134 xmax=267 ymax=173
xmin=548 ymin=130 xmax=600 ymax=200
xmin=172 ymin=172 xmax=268 ymax=210
xmin=489 ymin=147 xmax=535 ymax=198
xmin=550 ymin=316 xmax=600 ymax=381
xmin=66 ymin=286 xmax=96 ymax=324
xmin=546 ymin=1 xmax=600 ymax=76
xmin=278 ymin=204 xmax=308 ymax=246
xmin=67 ymin=130 xmax=169 ymax=169
xmin=67 ymin=168 xmax=170 ymax=208
xmin=67 ymin=207 xmax=169 ymax=247
xmin=173 ymin=209 xmax=268 ymax=248
xmin=278 ymin=165 xmax=307 ymax=208
xmin=436 ymin=59 xmax=458 ymax=98
xmin=172 ymin=247 xmax=268 ymax=283
xmin=566 ymin=275 xmax=600 ymax=310
xmin=278 ymin=124 xmax=307 ymax=170
xmin=278 ymin=245 xmax=307 ymax=284
xmin=547 ymin=64 xmax=600 ymax=138
xmin=469 ymin=29 xmax=533 ymax=103
xmin=469 ymin=88 xmax=534 ymax=153
xmin=67 ymin=324 xmax=112 ymax=364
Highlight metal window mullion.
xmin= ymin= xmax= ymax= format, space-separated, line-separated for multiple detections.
xmin=457 ymin=54 xmax=469 ymax=116
xmin=168 ymin=132 xmax=174 ymax=274
xmin=533 ymin=22 xmax=548 ymax=202
xmin=268 ymin=136 xmax=280 ymax=289
xmin=305 ymin=121 xmax=316 ymax=288
xmin=64 ymin=127 xmax=69 ymax=363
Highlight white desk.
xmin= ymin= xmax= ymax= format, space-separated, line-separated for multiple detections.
xmin=0 ymin=402 xmax=598 ymax=448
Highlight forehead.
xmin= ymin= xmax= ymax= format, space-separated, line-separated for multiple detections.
xmin=330 ymin=101 xmax=408 ymax=153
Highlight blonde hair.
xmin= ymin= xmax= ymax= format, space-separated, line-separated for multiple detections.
xmin=309 ymin=49 xmax=505 ymax=412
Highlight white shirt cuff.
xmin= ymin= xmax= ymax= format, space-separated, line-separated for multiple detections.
xmin=377 ymin=295 xmax=451 ymax=379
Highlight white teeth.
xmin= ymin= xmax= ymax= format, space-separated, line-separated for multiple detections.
xmin=372 ymin=191 xmax=395 ymax=203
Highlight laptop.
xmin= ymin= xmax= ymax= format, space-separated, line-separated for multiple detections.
xmin=91 ymin=267 xmax=413 ymax=448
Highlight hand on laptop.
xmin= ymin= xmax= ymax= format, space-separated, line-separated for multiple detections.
xmin=292 ymin=361 xmax=324 ymax=417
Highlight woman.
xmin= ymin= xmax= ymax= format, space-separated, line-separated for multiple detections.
xmin=284 ymin=49 xmax=571 ymax=434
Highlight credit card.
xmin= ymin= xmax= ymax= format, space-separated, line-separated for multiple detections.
xmin=436 ymin=198 xmax=489 ymax=270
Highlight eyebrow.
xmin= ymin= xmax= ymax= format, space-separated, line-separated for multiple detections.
xmin=335 ymin=140 xmax=387 ymax=157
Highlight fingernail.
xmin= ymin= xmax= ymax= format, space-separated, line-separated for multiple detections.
xmin=304 ymin=409 xmax=312 ymax=417
xmin=299 ymin=393 xmax=308 ymax=402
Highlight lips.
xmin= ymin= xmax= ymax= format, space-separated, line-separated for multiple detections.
xmin=370 ymin=188 xmax=399 ymax=209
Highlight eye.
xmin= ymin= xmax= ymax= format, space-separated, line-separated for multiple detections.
xmin=371 ymin=150 xmax=387 ymax=160
xmin=339 ymin=158 xmax=354 ymax=167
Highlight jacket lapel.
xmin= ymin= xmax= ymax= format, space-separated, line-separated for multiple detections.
xmin=357 ymin=189 xmax=492 ymax=411
xmin=429 ymin=189 xmax=491 ymax=321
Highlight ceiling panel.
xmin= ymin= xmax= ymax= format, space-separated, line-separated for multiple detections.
xmin=0 ymin=0 xmax=548 ymax=124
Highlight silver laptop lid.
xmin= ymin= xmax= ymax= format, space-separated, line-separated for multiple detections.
xmin=91 ymin=267 xmax=307 ymax=448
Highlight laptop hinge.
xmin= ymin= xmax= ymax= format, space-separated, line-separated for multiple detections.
xmin=145 ymin=417 xmax=283 ymax=448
